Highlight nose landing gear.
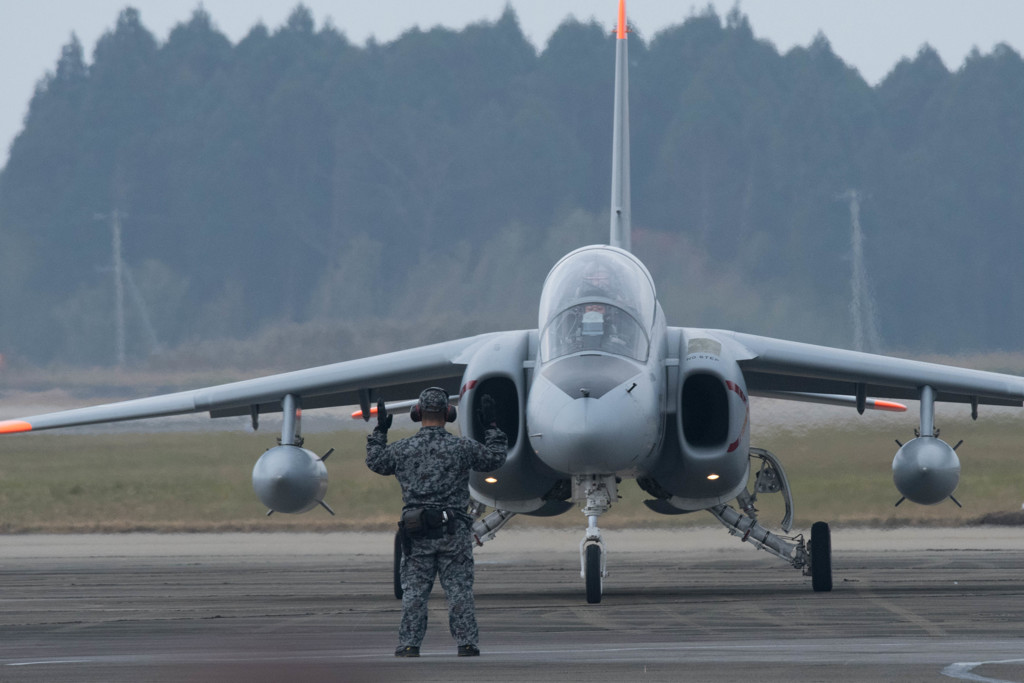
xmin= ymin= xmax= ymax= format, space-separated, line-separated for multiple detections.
xmin=575 ymin=474 xmax=617 ymax=603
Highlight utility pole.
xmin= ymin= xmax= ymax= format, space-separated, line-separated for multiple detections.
xmin=95 ymin=209 xmax=127 ymax=367
xmin=112 ymin=209 xmax=126 ymax=367
xmin=839 ymin=190 xmax=882 ymax=353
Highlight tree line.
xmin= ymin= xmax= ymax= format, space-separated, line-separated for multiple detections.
xmin=1 ymin=5 xmax=1022 ymax=368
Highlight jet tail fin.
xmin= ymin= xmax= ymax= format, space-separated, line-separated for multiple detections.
xmin=609 ymin=0 xmax=632 ymax=252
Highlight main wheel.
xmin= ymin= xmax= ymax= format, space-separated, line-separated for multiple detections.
xmin=393 ymin=530 xmax=404 ymax=600
xmin=584 ymin=543 xmax=603 ymax=604
xmin=810 ymin=521 xmax=833 ymax=592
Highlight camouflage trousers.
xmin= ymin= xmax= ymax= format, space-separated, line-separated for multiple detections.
xmin=398 ymin=526 xmax=478 ymax=648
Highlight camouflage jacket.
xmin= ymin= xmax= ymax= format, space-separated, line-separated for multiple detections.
xmin=366 ymin=425 xmax=507 ymax=511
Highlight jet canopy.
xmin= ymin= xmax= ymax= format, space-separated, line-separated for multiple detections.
xmin=538 ymin=246 xmax=657 ymax=362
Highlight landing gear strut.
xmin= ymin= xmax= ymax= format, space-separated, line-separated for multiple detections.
xmin=470 ymin=504 xmax=518 ymax=546
xmin=709 ymin=448 xmax=833 ymax=592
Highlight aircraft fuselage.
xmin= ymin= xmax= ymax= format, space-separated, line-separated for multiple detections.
xmin=526 ymin=245 xmax=667 ymax=477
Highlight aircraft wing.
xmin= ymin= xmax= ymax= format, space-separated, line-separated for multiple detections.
xmin=0 ymin=333 xmax=506 ymax=433
xmin=713 ymin=330 xmax=1024 ymax=408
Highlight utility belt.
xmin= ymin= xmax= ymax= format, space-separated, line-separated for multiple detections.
xmin=398 ymin=507 xmax=462 ymax=554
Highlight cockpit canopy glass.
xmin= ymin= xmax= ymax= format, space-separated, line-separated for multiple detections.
xmin=538 ymin=246 xmax=657 ymax=362
xmin=541 ymin=302 xmax=649 ymax=361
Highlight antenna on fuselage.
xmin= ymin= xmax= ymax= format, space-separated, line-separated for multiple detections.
xmin=609 ymin=0 xmax=632 ymax=253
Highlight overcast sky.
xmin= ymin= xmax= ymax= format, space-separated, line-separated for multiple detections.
xmin=2 ymin=1 xmax=1023 ymax=167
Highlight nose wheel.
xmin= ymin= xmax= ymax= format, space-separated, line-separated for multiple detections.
xmin=583 ymin=542 xmax=604 ymax=603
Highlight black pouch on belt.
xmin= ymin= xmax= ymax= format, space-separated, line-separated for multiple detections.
xmin=422 ymin=508 xmax=445 ymax=539
xmin=398 ymin=508 xmax=425 ymax=556
xmin=400 ymin=508 xmax=424 ymax=533
xmin=400 ymin=508 xmax=425 ymax=537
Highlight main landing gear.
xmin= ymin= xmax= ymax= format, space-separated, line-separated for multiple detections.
xmin=709 ymin=448 xmax=832 ymax=592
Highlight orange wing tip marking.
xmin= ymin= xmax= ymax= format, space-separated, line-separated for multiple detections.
xmin=0 ymin=420 xmax=33 ymax=434
xmin=617 ymin=0 xmax=627 ymax=39
xmin=350 ymin=406 xmax=379 ymax=420
xmin=874 ymin=401 xmax=907 ymax=412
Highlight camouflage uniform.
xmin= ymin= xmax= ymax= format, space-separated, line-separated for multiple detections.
xmin=366 ymin=422 xmax=507 ymax=649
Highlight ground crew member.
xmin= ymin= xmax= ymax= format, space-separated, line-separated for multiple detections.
xmin=366 ymin=387 xmax=507 ymax=658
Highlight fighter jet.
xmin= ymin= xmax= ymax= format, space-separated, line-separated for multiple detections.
xmin=2 ymin=1 xmax=1023 ymax=603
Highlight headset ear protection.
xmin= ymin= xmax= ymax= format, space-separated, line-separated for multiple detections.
xmin=410 ymin=387 xmax=457 ymax=423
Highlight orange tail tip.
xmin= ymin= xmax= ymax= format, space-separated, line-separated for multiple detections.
xmin=874 ymin=400 xmax=907 ymax=412
xmin=617 ymin=0 xmax=627 ymax=39
xmin=0 ymin=420 xmax=33 ymax=434
xmin=350 ymin=406 xmax=379 ymax=420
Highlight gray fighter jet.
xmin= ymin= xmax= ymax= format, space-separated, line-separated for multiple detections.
xmin=3 ymin=1 xmax=1023 ymax=603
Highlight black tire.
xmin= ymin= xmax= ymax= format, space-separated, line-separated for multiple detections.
xmin=393 ymin=530 xmax=404 ymax=600
xmin=585 ymin=543 xmax=603 ymax=604
xmin=810 ymin=521 xmax=833 ymax=592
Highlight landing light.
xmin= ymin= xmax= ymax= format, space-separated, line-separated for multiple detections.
xmin=485 ymin=477 xmax=498 ymax=484
xmin=707 ymin=473 xmax=720 ymax=481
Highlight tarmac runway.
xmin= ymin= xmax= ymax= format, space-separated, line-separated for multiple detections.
xmin=1 ymin=527 xmax=1024 ymax=682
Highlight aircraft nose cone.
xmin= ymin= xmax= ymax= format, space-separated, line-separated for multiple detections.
xmin=541 ymin=394 xmax=650 ymax=473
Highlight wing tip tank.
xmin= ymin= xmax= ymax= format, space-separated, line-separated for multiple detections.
xmin=0 ymin=420 xmax=33 ymax=434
